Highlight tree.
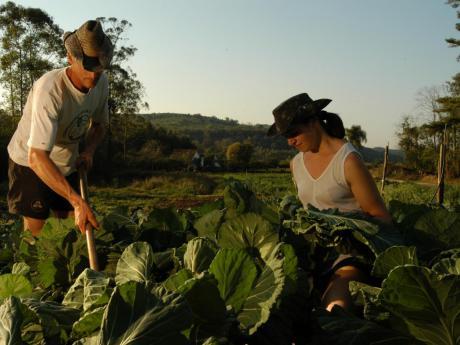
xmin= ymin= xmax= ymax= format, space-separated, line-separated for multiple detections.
xmin=415 ymin=85 xmax=449 ymax=146
xmin=226 ymin=142 xmax=254 ymax=170
xmin=446 ymin=0 xmax=460 ymax=60
xmin=397 ymin=117 xmax=422 ymax=171
xmin=0 ymin=108 xmax=13 ymax=181
xmin=345 ymin=125 xmax=367 ymax=149
xmin=434 ymin=1 xmax=460 ymax=175
xmin=415 ymin=85 xmax=448 ymax=122
xmin=0 ymin=1 xmax=65 ymax=124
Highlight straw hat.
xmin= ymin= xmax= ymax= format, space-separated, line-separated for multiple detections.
xmin=64 ymin=20 xmax=113 ymax=71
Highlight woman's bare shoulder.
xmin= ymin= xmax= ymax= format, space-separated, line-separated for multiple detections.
xmin=344 ymin=150 xmax=366 ymax=172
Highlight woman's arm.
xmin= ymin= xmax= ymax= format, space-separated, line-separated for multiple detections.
xmin=344 ymin=153 xmax=392 ymax=223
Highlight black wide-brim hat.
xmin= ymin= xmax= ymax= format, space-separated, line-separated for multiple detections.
xmin=267 ymin=93 xmax=332 ymax=136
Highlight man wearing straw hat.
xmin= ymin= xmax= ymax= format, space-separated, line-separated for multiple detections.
xmin=7 ymin=20 xmax=113 ymax=236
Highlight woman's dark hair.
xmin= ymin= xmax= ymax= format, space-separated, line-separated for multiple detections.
xmin=318 ymin=111 xmax=345 ymax=139
xmin=288 ymin=110 xmax=345 ymax=139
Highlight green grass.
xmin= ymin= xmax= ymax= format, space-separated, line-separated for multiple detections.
xmin=2 ymin=172 xmax=458 ymax=221
xmin=382 ymin=181 xmax=460 ymax=208
xmin=90 ymin=172 xmax=459 ymax=214
xmin=89 ymin=171 xmax=296 ymax=213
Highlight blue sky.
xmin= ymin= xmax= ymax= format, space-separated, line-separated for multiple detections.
xmin=8 ymin=0 xmax=460 ymax=147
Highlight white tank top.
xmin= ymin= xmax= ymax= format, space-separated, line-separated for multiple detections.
xmin=291 ymin=142 xmax=361 ymax=212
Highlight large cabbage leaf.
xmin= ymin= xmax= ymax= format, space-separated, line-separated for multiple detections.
xmin=349 ymin=281 xmax=389 ymax=323
xmin=248 ymin=245 xmax=311 ymax=345
xmin=101 ymin=207 xmax=139 ymax=240
xmin=284 ymin=207 xmax=403 ymax=257
xmin=97 ymin=281 xmax=192 ymax=345
xmin=0 ymin=297 xmax=47 ymax=344
xmin=71 ymin=334 xmax=99 ymax=345
xmin=201 ymin=337 xmax=230 ymax=345
xmin=372 ymin=246 xmax=418 ymax=278
xmin=184 ymin=237 xmax=218 ymax=274
xmin=413 ymin=209 xmax=460 ymax=253
xmin=218 ymin=213 xmax=279 ymax=261
xmin=178 ymin=273 xmax=229 ymax=341
xmin=71 ymin=306 xmax=106 ymax=339
xmin=223 ymin=181 xmax=278 ymax=224
xmin=0 ymin=297 xmax=23 ymax=345
xmin=135 ymin=208 xmax=188 ymax=251
xmin=316 ymin=306 xmax=420 ymax=344
xmin=389 ymin=201 xmax=431 ymax=229
xmin=390 ymin=201 xmax=460 ymax=259
xmin=276 ymin=243 xmax=299 ymax=296
xmin=193 ymin=209 xmax=225 ymax=240
xmin=209 ymin=249 xmax=258 ymax=312
xmin=137 ymin=208 xmax=187 ymax=233
xmin=209 ymin=245 xmax=286 ymax=336
xmin=379 ymin=265 xmax=460 ymax=345
xmin=63 ymin=268 xmax=112 ymax=312
xmin=23 ymin=218 xmax=89 ymax=288
xmin=223 ymin=181 xmax=256 ymax=216
xmin=11 ymin=262 xmax=31 ymax=277
xmin=237 ymin=243 xmax=286 ymax=335
xmin=163 ymin=269 xmax=194 ymax=292
xmin=115 ymin=242 xmax=154 ymax=285
xmin=7 ymin=298 xmax=45 ymax=345
xmin=0 ymin=273 xmax=33 ymax=300
xmin=432 ymin=258 xmax=460 ymax=275
xmin=21 ymin=298 xmax=80 ymax=341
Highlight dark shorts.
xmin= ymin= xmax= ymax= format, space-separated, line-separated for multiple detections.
xmin=316 ymin=254 xmax=372 ymax=292
xmin=330 ymin=254 xmax=370 ymax=273
xmin=7 ymin=158 xmax=79 ymax=220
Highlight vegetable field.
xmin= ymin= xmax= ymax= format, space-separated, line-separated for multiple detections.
xmin=0 ymin=177 xmax=460 ymax=344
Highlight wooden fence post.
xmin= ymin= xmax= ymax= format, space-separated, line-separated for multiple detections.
xmin=381 ymin=143 xmax=389 ymax=194
xmin=437 ymin=129 xmax=447 ymax=206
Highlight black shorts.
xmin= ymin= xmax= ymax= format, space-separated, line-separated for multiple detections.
xmin=7 ymin=158 xmax=79 ymax=220
xmin=316 ymin=254 xmax=372 ymax=292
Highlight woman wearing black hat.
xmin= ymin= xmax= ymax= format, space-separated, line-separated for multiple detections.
xmin=268 ymin=93 xmax=392 ymax=312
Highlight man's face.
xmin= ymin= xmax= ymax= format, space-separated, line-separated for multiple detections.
xmin=74 ymin=59 xmax=103 ymax=89
xmin=67 ymin=53 xmax=103 ymax=92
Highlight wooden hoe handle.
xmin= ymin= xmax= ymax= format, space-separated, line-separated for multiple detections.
xmin=78 ymin=168 xmax=99 ymax=271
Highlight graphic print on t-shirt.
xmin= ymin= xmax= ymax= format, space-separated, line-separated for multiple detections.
xmin=64 ymin=110 xmax=90 ymax=142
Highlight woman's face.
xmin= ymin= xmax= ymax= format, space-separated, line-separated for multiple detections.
xmin=285 ymin=121 xmax=320 ymax=152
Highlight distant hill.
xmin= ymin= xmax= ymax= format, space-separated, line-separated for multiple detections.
xmin=361 ymin=146 xmax=405 ymax=163
xmin=141 ymin=113 xmax=404 ymax=163
xmin=141 ymin=113 xmax=294 ymax=163
xmin=142 ymin=113 xmax=257 ymax=131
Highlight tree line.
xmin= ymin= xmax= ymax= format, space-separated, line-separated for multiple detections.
xmin=396 ymin=0 xmax=459 ymax=177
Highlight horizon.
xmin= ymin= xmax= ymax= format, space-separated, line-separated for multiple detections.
xmin=2 ymin=0 xmax=459 ymax=149
xmin=141 ymin=111 xmax=404 ymax=151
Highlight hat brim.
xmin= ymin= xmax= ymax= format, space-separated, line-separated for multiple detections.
xmin=64 ymin=31 xmax=112 ymax=71
xmin=267 ymin=123 xmax=278 ymax=136
xmin=312 ymin=98 xmax=332 ymax=111
xmin=267 ymin=97 xmax=332 ymax=137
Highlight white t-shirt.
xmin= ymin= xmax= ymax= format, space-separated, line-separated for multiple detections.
xmin=8 ymin=67 xmax=109 ymax=176
xmin=291 ymin=142 xmax=362 ymax=212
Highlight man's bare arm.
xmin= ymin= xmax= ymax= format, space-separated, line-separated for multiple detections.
xmin=77 ymin=122 xmax=107 ymax=170
xmin=28 ymin=148 xmax=98 ymax=232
